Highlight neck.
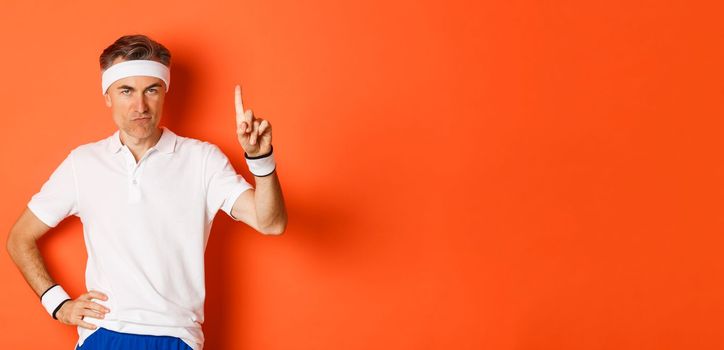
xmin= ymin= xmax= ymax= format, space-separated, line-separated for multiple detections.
xmin=119 ymin=127 xmax=163 ymax=161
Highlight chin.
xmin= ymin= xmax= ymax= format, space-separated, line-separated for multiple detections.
xmin=125 ymin=124 xmax=158 ymax=138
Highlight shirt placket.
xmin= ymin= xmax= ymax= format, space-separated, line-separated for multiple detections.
xmin=122 ymin=147 xmax=155 ymax=203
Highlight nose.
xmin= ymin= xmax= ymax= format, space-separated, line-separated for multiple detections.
xmin=132 ymin=93 xmax=148 ymax=114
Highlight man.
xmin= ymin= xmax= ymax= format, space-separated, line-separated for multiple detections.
xmin=6 ymin=34 xmax=288 ymax=350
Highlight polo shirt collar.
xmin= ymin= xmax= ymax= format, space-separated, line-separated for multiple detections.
xmin=107 ymin=126 xmax=177 ymax=154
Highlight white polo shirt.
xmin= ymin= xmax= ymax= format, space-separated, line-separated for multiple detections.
xmin=27 ymin=126 xmax=253 ymax=350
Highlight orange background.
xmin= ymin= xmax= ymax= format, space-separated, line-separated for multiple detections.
xmin=1 ymin=0 xmax=723 ymax=349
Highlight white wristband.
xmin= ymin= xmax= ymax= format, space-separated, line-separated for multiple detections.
xmin=245 ymin=145 xmax=276 ymax=177
xmin=40 ymin=284 xmax=71 ymax=319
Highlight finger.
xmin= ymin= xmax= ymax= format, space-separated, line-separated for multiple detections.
xmin=85 ymin=301 xmax=110 ymax=314
xmin=258 ymin=119 xmax=270 ymax=136
xmin=76 ymin=319 xmax=98 ymax=330
xmin=76 ymin=301 xmax=104 ymax=316
xmin=237 ymin=123 xmax=249 ymax=141
xmin=82 ymin=308 xmax=105 ymax=319
xmin=245 ymin=109 xmax=254 ymax=133
xmin=85 ymin=290 xmax=108 ymax=301
xmin=250 ymin=120 xmax=260 ymax=145
xmin=235 ymin=85 xmax=244 ymax=128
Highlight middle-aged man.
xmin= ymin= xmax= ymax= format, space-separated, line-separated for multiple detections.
xmin=6 ymin=34 xmax=288 ymax=350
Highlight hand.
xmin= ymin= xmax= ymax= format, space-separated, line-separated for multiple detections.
xmin=235 ymin=84 xmax=272 ymax=157
xmin=56 ymin=290 xmax=110 ymax=330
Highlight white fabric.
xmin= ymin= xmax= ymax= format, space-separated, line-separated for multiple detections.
xmin=245 ymin=152 xmax=276 ymax=176
xmin=101 ymin=60 xmax=170 ymax=94
xmin=40 ymin=285 xmax=71 ymax=317
xmin=27 ymin=127 xmax=253 ymax=350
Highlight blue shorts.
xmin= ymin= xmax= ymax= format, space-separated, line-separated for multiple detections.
xmin=76 ymin=327 xmax=192 ymax=350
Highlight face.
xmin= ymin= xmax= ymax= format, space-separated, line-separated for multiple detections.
xmin=103 ymin=66 xmax=166 ymax=140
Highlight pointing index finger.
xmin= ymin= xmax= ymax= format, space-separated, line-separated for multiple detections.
xmin=235 ymin=84 xmax=244 ymax=127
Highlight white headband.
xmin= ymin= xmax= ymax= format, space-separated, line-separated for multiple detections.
xmin=101 ymin=60 xmax=170 ymax=94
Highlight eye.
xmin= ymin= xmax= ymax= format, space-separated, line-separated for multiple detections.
xmin=146 ymin=88 xmax=158 ymax=94
xmin=120 ymin=89 xmax=130 ymax=95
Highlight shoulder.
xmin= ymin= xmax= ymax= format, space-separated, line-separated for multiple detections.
xmin=174 ymin=134 xmax=226 ymax=159
xmin=171 ymin=132 xmax=235 ymax=170
xmin=64 ymin=135 xmax=109 ymax=162
xmin=173 ymin=134 xmax=238 ymax=180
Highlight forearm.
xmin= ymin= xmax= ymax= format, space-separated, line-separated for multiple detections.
xmin=253 ymin=171 xmax=287 ymax=234
xmin=6 ymin=237 xmax=56 ymax=298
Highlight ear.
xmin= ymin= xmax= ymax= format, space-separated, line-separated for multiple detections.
xmin=104 ymin=93 xmax=112 ymax=107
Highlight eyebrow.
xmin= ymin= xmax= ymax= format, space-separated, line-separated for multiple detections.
xmin=116 ymin=83 xmax=163 ymax=91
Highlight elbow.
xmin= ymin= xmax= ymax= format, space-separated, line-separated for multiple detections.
xmin=6 ymin=228 xmax=23 ymax=260
xmin=6 ymin=226 xmax=38 ymax=259
xmin=262 ymin=223 xmax=286 ymax=236
xmin=6 ymin=228 xmax=18 ymax=254
xmin=5 ymin=231 xmax=12 ymax=256
xmin=261 ymin=215 xmax=287 ymax=236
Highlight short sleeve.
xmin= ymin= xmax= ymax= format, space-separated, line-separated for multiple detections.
xmin=205 ymin=144 xmax=254 ymax=221
xmin=27 ymin=152 xmax=79 ymax=228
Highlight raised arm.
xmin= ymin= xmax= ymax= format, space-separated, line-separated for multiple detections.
xmin=231 ymin=84 xmax=288 ymax=235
